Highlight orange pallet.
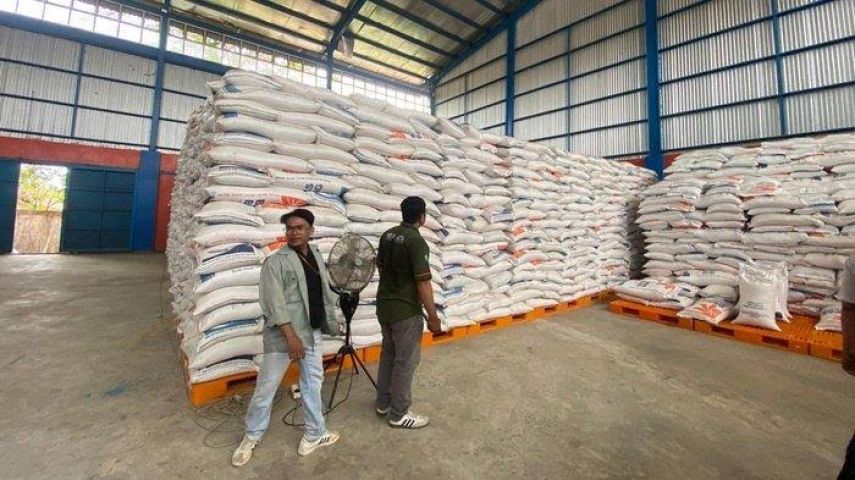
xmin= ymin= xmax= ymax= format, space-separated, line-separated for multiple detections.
xmin=422 ymin=325 xmax=469 ymax=346
xmin=185 ymin=352 xmax=350 ymax=407
xmin=790 ymin=317 xmax=843 ymax=362
xmin=474 ymin=315 xmax=513 ymax=333
xmin=608 ymin=299 xmax=694 ymax=330
xmin=693 ymin=319 xmax=810 ymax=355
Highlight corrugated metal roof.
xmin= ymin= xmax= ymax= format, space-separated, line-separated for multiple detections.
xmin=144 ymin=0 xmax=526 ymax=86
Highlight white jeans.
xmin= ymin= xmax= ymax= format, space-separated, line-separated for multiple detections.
xmin=244 ymin=329 xmax=326 ymax=441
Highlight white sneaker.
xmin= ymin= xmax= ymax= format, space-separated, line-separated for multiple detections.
xmin=231 ymin=435 xmax=259 ymax=467
xmin=297 ymin=431 xmax=340 ymax=456
xmin=388 ymin=412 xmax=429 ymax=429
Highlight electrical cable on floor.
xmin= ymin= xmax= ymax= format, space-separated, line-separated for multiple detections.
xmin=281 ymin=360 xmax=356 ymax=428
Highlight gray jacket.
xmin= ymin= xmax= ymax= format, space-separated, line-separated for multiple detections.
xmin=259 ymin=244 xmax=339 ymax=353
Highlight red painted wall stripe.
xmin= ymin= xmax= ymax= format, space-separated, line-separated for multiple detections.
xmin=0 ymin=136 xmax=140 ymax=169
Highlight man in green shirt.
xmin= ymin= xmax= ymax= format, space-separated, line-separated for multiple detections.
xmin=375 ymin=196 xmax=442 ymax=429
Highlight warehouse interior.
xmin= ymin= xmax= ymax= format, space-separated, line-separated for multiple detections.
xmin=1 ymin=0 xmax=854 ymax=479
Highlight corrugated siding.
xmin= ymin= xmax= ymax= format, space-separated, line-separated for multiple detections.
xmin=661 ymin=60 xmax=778 ymax=116
xmin=468 ymin=103 xmax=505 ymax=130
xmin=82 ymin=47 xmax=156 ymax=86
xmin=158 ymin=120 xmax=187 ymax=150
xmin=515 ymin=32 xmax=568 ymax=70
xmin=568 ymin=122 xmax=647 ymax=157
xmin=515 ymin=85 xmax=567 ymax=118
xmin=516 ymin=0 xmax=624 ymax=46
xmin=570 ymin=59 xmax=645 ymax=105
xmin=571 ymin=27 xmax=645 ymax=76
xmin=160 ymin=91 xmax=204 ymax=122
xmin=436 ymin=96 xmax=464 ymax=119
xmin=783 ymin=40 xmax=855 ymax=92
xmin=0 ymin=26 xmax=80 ymax=70
xmin=569 ymin=91 xmax=646 ymax=131
xmin=466 ymin=60 xmax=505 ymax=90
xmin=659 ymin=21 xmax=774 ymax=82
xmin=445 ymin=31 xmax=506 ymax=81
xmin=434 ymin=76 xmax=465 ymax=103
xmin=662 ymin=99 xmax=781 ymax=150
xmin=537 ymin=137 xmax=568 ymax=150
xmin=467 ymin=80 xmax=505 ymax=110
xmin=786 ymin=86 xmax=855 ymax=135
xmin=570 ymin=0 xmax=644 ymax=50
xmin=78 ymin=77 xmax=153 ymax=116
xmin=515 ymin=110 xmax=567 ymax=140
xmin=657 ymin=0 xmax=704 ymax=17
xmin=481 ymin=124 xmax=506 ymax=137
xmin=0 ymin=61 xmax=76 ymax=103
xmin=0 ymin=97 xmax=73 ymax=135
xmin=515 ymin=58 xmax=567 ymax=94
xmin=164 ymin=63 xmax=219 ymax=97
xmin=779 ymin=0 xmax=855 ymax=51
xmin=659 ymin=0 xmax=770 ymax=48
xmin=75 ymin=109 xmax=150 ymax=145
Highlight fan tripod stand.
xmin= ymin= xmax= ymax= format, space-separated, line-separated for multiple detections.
xmin=327 ymin=289 xmax=376 ymax=410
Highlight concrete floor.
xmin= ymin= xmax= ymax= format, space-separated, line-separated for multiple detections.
xmin=1 ymin=254 xmax=854 ymax=480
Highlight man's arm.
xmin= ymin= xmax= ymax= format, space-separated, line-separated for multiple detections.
xmin=259 ymin=259 xmax=305 ymax=360
xmin=843 ymin=301 xmax=855 ymax=376
xmin=410 ymin=238 xmax=441 ymax=333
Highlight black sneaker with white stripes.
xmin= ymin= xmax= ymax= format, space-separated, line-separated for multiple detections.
xmin=388 ymin=412 xmax=429 ymax=429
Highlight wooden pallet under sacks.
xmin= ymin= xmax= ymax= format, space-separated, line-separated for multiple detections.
xmin=182 ymin=291 xmax=612 ymax=406
xmin=608 ymin=299 xmax=843 ymax=362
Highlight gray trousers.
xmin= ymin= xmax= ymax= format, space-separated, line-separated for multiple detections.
xmin=375 ymin=315 xmax=423 ymax=422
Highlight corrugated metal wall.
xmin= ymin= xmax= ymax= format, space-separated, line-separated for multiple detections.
xmin=0 ymin=25 xmax=215 ymax=150
xmin=434 ymin=31 xmax=507 ymax=132
xmin=433 ymin=0 xmax=854 ymax=158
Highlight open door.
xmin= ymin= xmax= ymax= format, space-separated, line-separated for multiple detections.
xmin=61 ymin=166 xmax=135 ymax=252
xmin=0 ymin=160 xmax=21 ymax=253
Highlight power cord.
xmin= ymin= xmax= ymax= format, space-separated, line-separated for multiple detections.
xmin=281 ymin=358 xmax=357 ymax=428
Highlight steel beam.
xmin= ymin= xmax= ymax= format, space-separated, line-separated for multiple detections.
xmin=644 ymin=0 xmax=663 ymax=177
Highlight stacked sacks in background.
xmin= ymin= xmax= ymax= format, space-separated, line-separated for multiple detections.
xmin=341 ymin=94 xmax=446 ymax=347
xmin=442 ymin=126 xmax=516 ymax=327
xmin=167 ymin=68 xmax=660 ymax=385
xmin=167 ymin=71 xmax=367 ymax=383
xmin=430 ymin=123 xmax=504 ymax=329
xmin=623 ymin=133 xmax=855 ymax=329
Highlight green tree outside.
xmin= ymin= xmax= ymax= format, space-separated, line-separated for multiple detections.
xmin=17 ymin=165 xmax=67 ymax=212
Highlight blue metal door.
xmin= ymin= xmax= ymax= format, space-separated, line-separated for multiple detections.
xmin=0 ymin=160 xmax=21 ymax=253
xmin=61 ymin=166 xmax=135 ymax=252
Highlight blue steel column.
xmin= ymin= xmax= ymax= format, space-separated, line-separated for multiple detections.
xmin=133 ymin=0 xmax=168 ymax=250
xmin=644 ymin=0 xmax=663 ymax=177
xmin=770 ymin=0 xmax=789 ymax=136
xmin=505 ymin=18 xmax=516 ymax=137
xmin=131 ymin=151 xmax=160 ymax=251
xmin=325 ymin=54 xmax=334 ymax=90
xmin=70 ymin=45 xmax=86 ymax=137
xmin=148 ymin=0 xmax=169 ymax=151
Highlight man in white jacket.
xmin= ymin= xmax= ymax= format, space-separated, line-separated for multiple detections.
xmin=232 ymin=209 xmax=341 ymax=467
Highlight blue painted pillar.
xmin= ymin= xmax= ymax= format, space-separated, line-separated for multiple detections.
xmin=429 ymin=79 xmax=437 ymax=116
xmin=770 ymin=0 xmax=789 ymax=136
xmin=505 ymin=18 xmax=516 ymax=137
xmin=131 ymin=151 xmax=160 ymax=251
xmin=644 ymin=0 xmax=663 ymax=177
xmin=148 ymin=0 xmax=169 ymax=151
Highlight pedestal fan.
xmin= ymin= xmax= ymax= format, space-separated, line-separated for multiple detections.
xmin=325 ymin=233 xmax=377 ymax=409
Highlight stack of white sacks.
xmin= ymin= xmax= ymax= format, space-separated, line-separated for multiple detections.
xmin=617 ymin=133 xmax=855 ymax=331
xmin=167 ymin=69 xmax=655 ymax=384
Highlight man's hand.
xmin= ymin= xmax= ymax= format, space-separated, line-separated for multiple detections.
xmin=285 ymin=331 xmax=305 ymax=361
xmin=426 ymin=313 xmax=442 ymax=334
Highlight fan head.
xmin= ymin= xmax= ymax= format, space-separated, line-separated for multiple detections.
xmin=327 ymin=234 xmax=376 ymax=293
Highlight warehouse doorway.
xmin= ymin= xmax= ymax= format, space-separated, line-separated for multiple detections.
xmin=12 ymin=164 xmax=67 ymax=254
